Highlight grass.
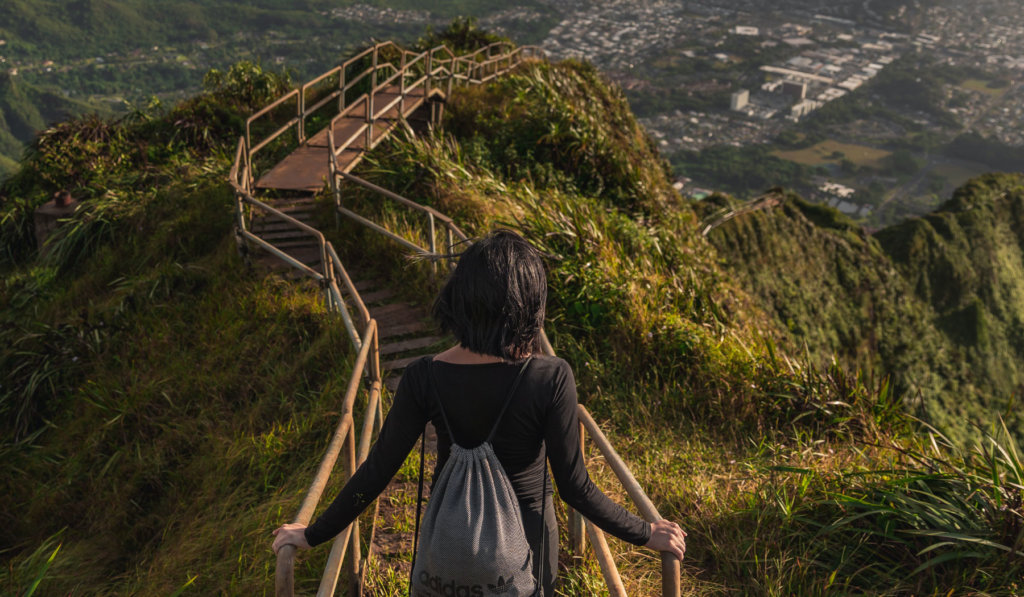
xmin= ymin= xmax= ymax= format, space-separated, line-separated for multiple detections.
xmin=960 ymin=78 xmax=1010 ymax=98
xmin=773 ymin=139 xmax=891 ymax=168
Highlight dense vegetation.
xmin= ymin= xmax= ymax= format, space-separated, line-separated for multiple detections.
xmin=1 ymin=39 xmax=1022 ymax=596
xmin=0 ymin=72 xmax=110 ymax=181
xmin=702 ymin=186 xmax=1024 ymax=442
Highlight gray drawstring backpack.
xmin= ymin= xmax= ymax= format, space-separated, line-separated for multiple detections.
xmin=411 ymin=357 xmax=547 ymax=597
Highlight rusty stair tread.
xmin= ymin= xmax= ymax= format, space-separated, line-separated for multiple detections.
xmin=266 ymin=195 xmax=317 ymax=206
xmin=379 ymin=336 xmax=445 ymax=356
xmin=252 ymin=230 xmax=319 ymax=242
xmin=358 ymin=288 xmax=395 ymax=304
xmin=382 ymin=355 xmax=424 ymax=371
xmin=254 ymin=146 xmax=334 ymax=192
xmin=284 ymin=247 xmax=324 ymax=265
xmin=369 ymin=302 xmax=419 ymax=317
xmin=378 ymin=320 xmax=428 ymax=339
xmin=371 ymin=308 xmax=423 ymax=327
xmin=251 ymin=217 xmax=315 ymax=231
xmin=252 ymin=211 xmax=315 ymax=221
xmin=262 ymin=238 xmax=321 ymax=250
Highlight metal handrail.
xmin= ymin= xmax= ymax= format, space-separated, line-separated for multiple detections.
xmin=577 ymin=405 xmax=682 ymax=597
xmin=329 ymin=131 xmax=467 ymax=261
xmin=275 ymin=321 xmax=381 ymax=597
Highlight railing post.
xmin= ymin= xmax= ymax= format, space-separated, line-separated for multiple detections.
xmin=346 ymin=427 xmax=361 ymax=597
xmin=425 ymin=50 xmax=433 ymax=98
xmin=662 ymin=553 xmax=681 ymax=597
xmin=339 ymin=65 xmax=347 ymax=113
xmin=320 ymin=241 xmax=330 ymax=302
xmin=328 ymin=130 xmax=343 ymax=229
xmin=245 ymin=121 xmax=252 ymax=163
xmin=428 ymin=212 xmax=438 ymax=277
xmin=570 ymin=419 xmax=586 ymax=556
xmin=276 ymin=545 xmax=297 ymax=597
xmin=399 ymin=50 xmax=408 ymax=114
xmin=299 ymin=86 xmax=306 ymax=143
xmin=371 ymin=325 xmax=381 ymax=392
xmin=367 ymin=47 xmax=378 ymax=149
xmin=447 ymin=60 xmax=454 ymax=97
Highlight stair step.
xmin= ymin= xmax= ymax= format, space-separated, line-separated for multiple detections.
xmin=360 ymin=288 xmax=396 ymax=304
xmin=384 ymin=376 xmax=401 ymax=392
xmin=353 ymin=279 xmax=378 ymax=292
xmin=252 ymin=216 xmax=315 ymax=231
xmin=384 ymin=354 xmax=433 ymax=371
xmin=267 ymin=239 xmax=321 ymax=250
xmin=255 ymin=229 xmax=318 ymax=242
xmin=268 ymin=196 xmax=317 ymax=208
xmin=285 ymin=247 xmax=324 ymax=266
xmin=370 ymin=302 xmax=416 ymax=317
xmin=379 ymin=336 xmax=444 ymax=356
xmin=378 ymin=321 xmax=427 ymax=339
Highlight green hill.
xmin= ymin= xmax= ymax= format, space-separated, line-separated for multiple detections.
xmin=1 ymin=48 xmax=1021 ymax=595
xmin=704 ymin=177 xmax=1024 ymax=442
xmin=877 ymin=174 xmax=1024 ymax=435
xmin=0 ymin=72 xmax=110 ymax=180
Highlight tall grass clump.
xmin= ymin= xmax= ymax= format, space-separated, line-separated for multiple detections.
xmin=774 ymin=421 xmax=1024 ymax=593
xmin=0 ymin=61 xmax=290 ymax=268
xmin=444 ymin=60 xmax=678 ymax=213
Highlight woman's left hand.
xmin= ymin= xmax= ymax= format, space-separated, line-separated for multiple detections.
xmin=272 ymin=523 xmax=312 ymax=554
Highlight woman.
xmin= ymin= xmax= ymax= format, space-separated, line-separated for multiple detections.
xmin=273 ymin=229 xmax=686 ymax=594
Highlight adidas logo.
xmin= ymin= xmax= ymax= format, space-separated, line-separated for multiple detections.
xmin=418 ymin=571 xmax=484 ymax=596
xmin=487 ymin=575 xmax=514 ymax=594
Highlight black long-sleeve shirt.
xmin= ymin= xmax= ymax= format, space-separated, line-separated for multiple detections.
xmin=304 ymin=354 xmax=651 ymax=547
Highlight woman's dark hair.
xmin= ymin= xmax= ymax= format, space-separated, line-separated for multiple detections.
xmin=432 ymin=229 xmax=546 ymax=360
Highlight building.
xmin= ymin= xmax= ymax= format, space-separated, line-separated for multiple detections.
xmin=730 ymin=89 xmax=750 ymax=110
xmin=782 ymin=80 xmax=807 ymax=100
xmin=789 ymin=99 xmax=821 ymax=120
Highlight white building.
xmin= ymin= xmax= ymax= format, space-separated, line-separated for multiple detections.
xmin=730 ymin=89 xmax=750 ymax=110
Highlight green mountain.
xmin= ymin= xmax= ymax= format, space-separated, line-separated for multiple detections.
xmin=0 ymin=72 xmax=108 ymax=180
xmin=704 ymin=176 xmax=1024 ymax=442
xmin=1 ymin=47 xmax=1021 ymax=595
xmin=877 ymin=174 xmax=1024 ymax=431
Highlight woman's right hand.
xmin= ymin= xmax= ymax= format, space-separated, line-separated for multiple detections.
xmin=644 ymin=519 xmax=687 ymax=561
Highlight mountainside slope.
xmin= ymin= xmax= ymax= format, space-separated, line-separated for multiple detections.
xmin=0 ymin=72 xmax=109 ymax=180
xmin=877 ymin=173 xmax=1024 ymax=433
xmin=705 ymin=176 xmax=1024 ymax=442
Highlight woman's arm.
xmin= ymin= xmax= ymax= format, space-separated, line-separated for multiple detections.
xmin=272 ymin=361 xmax=428 ymax=550
xmin=545 ymin=360 xmax=686 ymax=560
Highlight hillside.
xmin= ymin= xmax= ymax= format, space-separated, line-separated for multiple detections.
xmin=878 ymin=174 xmax=1024 ymax=436
xmin=1 ymin=45 xmax=1022 ymax=596
xmin=0 ymin=73 xmax=107 ymax=180
xmin=704 ymin=176 xmax=1024 ymax=443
